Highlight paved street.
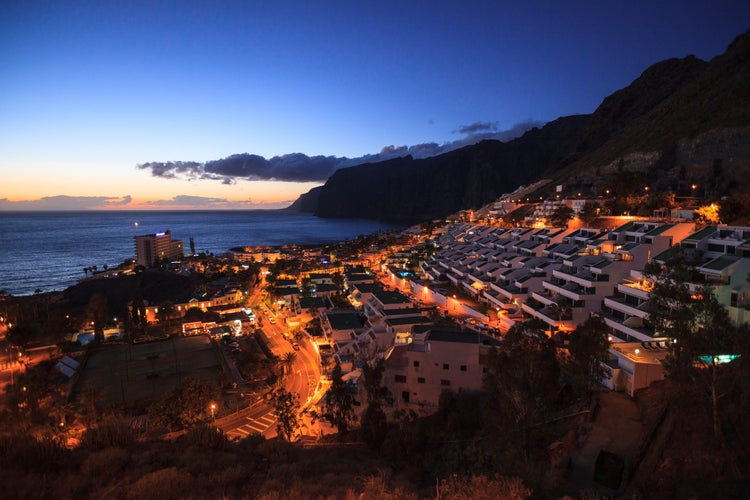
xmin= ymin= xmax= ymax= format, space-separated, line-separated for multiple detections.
xmin=217 ymin=281 xmax=323 ymax=440
xmin=219 ymin=400 xmax=278 ymax=439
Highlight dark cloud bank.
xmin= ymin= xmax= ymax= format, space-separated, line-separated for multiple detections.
xmin=137 ymin=121 xmax=542 ymax=184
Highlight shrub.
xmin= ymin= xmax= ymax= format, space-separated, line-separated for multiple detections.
xmin=126 ymin=467 xmax=193 ymax=500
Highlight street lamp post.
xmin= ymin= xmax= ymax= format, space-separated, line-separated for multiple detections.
xmin=210 ymin=402 xmax=217 ymax=422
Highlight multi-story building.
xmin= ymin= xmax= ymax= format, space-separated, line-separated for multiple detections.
xmin=134 ymin=230 xmax=183 ymax=267
xmin=383 ymin=328 xmax=501 ymax=411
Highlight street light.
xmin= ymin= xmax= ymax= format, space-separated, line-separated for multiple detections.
xmin=210 ymin=402 xmax=217 ymax=421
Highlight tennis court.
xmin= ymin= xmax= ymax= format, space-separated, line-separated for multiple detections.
xmin=72 ymin=335 xmax=223 ymax=407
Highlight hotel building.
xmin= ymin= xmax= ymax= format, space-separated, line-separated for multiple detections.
xmin=134 ymin=230 xmax=184 ymax=267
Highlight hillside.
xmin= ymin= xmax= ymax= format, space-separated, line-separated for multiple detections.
xmin=290 ymin=29 xmax=750 ymax=223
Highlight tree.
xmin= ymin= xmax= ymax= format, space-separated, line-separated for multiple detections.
xmin=157 ymin=300 xmax=176 ymax=332
xmin=271 ymin=387 xmax=299 ymax=441
xmin=360 ymin=358 xmax=392 ymax=449
xmin=579 ymin=202 xmax=599 ymax=226
xmin=694 ymin=204 xmax=721 ymax=225
xmin=549 ymin=206 xmax=574 ymax=228
xmin=320 ymin=360 xmax=356 ymax=433
xmin=644 ymin=251 xmax=699 ymax=380
xmin=147 ymin=378 xmax=219 ymax=432
xmin=189 ymin=237 xmax=196 ymax=256
xmin=86 ymin=293 xmax=108 ymax=342
xmin=691 ymin=286 xmax=738 ymax=438
xmin=647 ymin=253 xmax=743 ymax=439
xmin=567 ymin=315 xmax=610 ymax=394
xmin=280 ymin=352 xmax=297 ymax=378
xmin=548 ymin=298 xmax=571 ymax=331
xmin=130 ymin=291 xmax=148 ymax=337
xmin=483 ymin=320 xmax=560 ymax=462
xmin=7 ymin=322 xmax=43 ymax=349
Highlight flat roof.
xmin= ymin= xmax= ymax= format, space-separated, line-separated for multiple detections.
xmin=610 ymin=341 xmax=668 ymax=364
xmin=699 ymin=256 xmax=739 ymax=272
xmin=385 ymin=316 xmax=431 ymax=326
xmin=684 ymin=226 xmax=717 ymax=242
xmin=644 ymin=224 xmax=673 ymax=237
xmin=326 ymin=312 xmax=364 ymax=330
xmin=427 ymin=329 xmax=501 ymax=346
xmin=373 ymin=290 xmax=411 ymax=305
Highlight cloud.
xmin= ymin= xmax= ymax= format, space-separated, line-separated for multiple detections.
xmin=456 ymin=121 xmax=499 ymax=135
xmin=0 ymin=195 xmax=133 ymax=210
xmin=146 ymin=195 xmax=232 ymax=207
xmin=143 ymin=195 xmax=288 ymax=210
xmin=137 ymin=120 xmax=545 ymax=184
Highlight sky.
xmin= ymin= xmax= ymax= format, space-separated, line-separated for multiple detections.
xmin=1 ymin=1 xmax=749 ymax=210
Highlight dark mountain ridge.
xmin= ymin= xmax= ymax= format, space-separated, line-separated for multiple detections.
xmin=311 ymin=115 xmax=590 ymax=223
xmin=290 ymin=29 xmax=750 ymax=223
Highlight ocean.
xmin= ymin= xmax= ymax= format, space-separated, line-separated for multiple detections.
xmin=0 ymin=210 xmax=403 ymax=296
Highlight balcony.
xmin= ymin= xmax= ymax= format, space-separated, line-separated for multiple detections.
xmin=603 ymin=296 xmax=649 ymax=319
xmin=617 ymin=280 xmax=652 ymax=301
xmin=531 ymin=290 xmax=556 ymax=307
xmin=544 ymin=280 xmax=586 ymax=301
xmin=599 ymin=308 xmax=656 ymax=342
xmin=522 ymin=300 xmax=574 ymax=329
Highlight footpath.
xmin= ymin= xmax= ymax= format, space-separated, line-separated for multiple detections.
xmin=568 ymin=390 xmax=644 ymax=495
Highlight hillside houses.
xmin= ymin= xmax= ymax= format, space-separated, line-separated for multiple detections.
xmin=279 ymin=218 xmax=750 ymax=412
xmin=412 ymin=220 xmax=723 ymax=340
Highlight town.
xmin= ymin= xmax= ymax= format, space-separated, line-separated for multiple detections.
xmin=1 ymin=191 xmax=748 ymax=497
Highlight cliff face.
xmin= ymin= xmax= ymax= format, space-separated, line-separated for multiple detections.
xmin=314 ymin=115 xmax=590 ymax=223
xmin=286 ymin=185 xmax=321 ymax=213
xmin=291 ymin=29 xmax=750 ymax=223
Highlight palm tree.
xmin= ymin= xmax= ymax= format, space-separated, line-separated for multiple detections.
xmin=548 ymin=298 xmax=571 ymax=332
xmin=281 ymin=351 xmax=297 ymax=375
xmin=157 ymin=301 xmax=176 ymax=333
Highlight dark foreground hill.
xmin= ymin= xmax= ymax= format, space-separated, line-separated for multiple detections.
xmin=290 ymin=29 xmax=750 ymax=223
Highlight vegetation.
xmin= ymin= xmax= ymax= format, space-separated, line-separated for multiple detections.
xmin=270 ymin=386 xmax=299 ymax=441
xmin=566 ymin=315 xmax=611 ymax=394
xmin=147 ymin=378 xmax=221 ymax=433
xmin=318 ymin=360 xmax=356 ymax=433
xmin=645 ymin=250 xmax=749 ymax=439
xmin=360 ymin=358 xmax=392 ymax=449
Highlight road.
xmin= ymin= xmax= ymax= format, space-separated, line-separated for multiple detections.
xmin=220 ymin=399 xmax=278 ymax=440
xmin=218 ymin=284 xmax=323 ymax=440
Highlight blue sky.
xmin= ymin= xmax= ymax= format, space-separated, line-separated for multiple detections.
xmin=1 ymin=1 xmax=749 ymax=209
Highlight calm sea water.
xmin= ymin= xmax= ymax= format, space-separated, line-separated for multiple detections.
xmin=0 ymin=210 xmax=402 ymax=296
